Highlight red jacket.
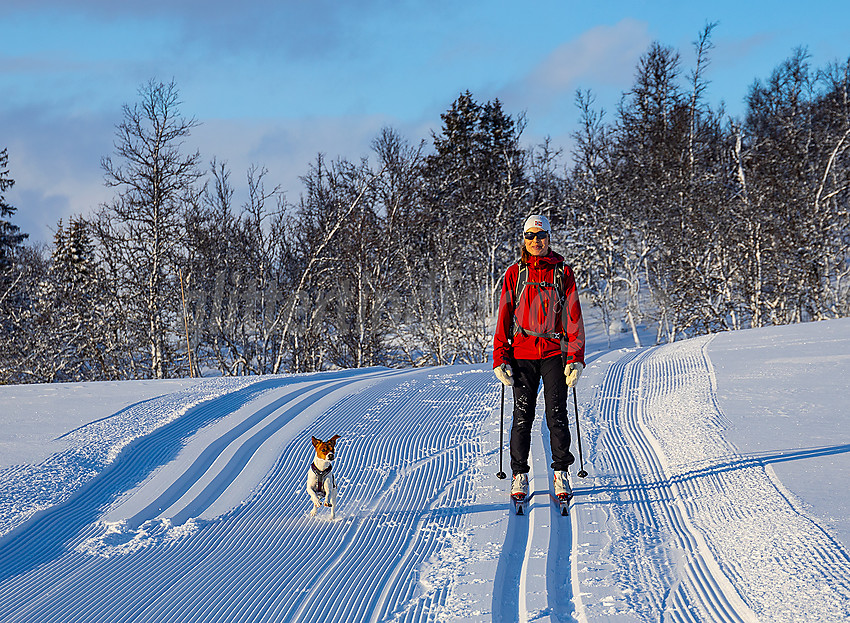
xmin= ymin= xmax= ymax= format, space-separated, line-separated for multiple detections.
xmin=493 ymin=250 xmax=585 ymax=367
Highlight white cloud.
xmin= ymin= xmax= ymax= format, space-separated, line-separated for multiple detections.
xmin=538 ymin=20 xmax=649 ymax=87
xmin=500 ymin=19 xmax=652 ymax=117
xmin=2 ymin=107 xmax=116 ymax=244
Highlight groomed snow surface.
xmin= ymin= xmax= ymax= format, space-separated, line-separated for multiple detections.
xmin=1 ymin=319 xmax=848 ymax=622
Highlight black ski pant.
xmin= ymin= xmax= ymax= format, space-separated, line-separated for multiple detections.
xmin=510 ymin=354 xmax=575 ymax=474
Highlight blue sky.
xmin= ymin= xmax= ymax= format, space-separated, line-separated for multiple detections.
xmin=3 ymin=0 xmax=849 ymax=244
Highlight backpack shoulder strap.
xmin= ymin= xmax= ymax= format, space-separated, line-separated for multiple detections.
xmin=511 ymin=260 xmax=527 ymax=338
xmin=554 ymin=261 xmax=565 ymax=297
xmin=514 ymin=259 xmax=528 ymax=303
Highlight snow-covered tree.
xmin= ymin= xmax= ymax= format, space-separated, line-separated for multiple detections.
xmin=32 ymin=217 xmax=121 ymax=381
xmin=289 ymin=154 xmax=391 ymax=371
xmin=370 ymin=128 xmax=428 ymax=366
xmin=0 ymin=148 xmax=27 ymax=295
xmin=0 ymin=148 xmax=33 ymax=384
xmin=568 ymin=90 xmax=636 ymax=347
xmin=95 ymin=79 xmax=203 ymax=379
xmin=420 ymin=92 xmax=529 ymax=363
xmin=741 ymin=49 xmax=850 ymax=324
xmin=182 ymin=160 xmax=294 ymax=376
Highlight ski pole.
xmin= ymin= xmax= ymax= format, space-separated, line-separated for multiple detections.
xmin=496 ymin=383 xmax=507 ymax=480
xmin=573 ymin=386 xmax=588 ymax=478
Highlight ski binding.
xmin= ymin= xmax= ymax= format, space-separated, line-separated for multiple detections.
xmin=511 ymin=494 xmax=527 ymax=515
xmin=556 ymin=492 xmax=571 ymax=516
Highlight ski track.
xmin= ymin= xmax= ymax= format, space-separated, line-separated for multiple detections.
xmin=488 ymin=385 xmax=576 ymax=623
xmin=0 ymin=366 xmax=500 ymax=623
xmin=574 ymin=338 xmax=850 ymax=623
xmin=3 ymin=339 xmax=849 ymax=622
xmin=638 ymin=336 xmax=850 ymax=623
xmin=573 ymin=347 xmax=759 ymax=622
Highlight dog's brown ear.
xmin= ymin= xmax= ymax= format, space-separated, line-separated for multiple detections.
xmin=329 ymin=435 xmax=341 ymax=445
xmin=312 ymin=436 xmax=322 ymax=447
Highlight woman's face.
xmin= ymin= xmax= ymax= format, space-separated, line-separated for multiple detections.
xmin=524 ymin=228 xmax=549 ymax=257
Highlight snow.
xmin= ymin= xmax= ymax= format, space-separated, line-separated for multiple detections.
xmin=0 ymin=319 xmax=848 ymax=622
xmin=0 ymin=378 xmax=202 ymax=467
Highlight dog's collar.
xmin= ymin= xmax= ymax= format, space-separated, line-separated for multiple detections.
xmin=311 ymin=463 xmax=332 ymax=477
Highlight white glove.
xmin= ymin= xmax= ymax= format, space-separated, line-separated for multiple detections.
xmin=564 ymin=361 xmax=584 ymax=387
xmin=494 ymin=363 xmax=514 ymax=386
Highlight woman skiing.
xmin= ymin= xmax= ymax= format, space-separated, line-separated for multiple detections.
xmin=492 ymin=214 xmax=585 ymax=502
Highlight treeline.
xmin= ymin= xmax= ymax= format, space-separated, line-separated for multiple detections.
xmin=568 ymin=34 xmax=850 ymax=344
xmin=1 ymin=29 xmax=849 ymax=383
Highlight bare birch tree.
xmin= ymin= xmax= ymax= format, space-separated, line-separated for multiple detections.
xmin=97 ymin=79 xmax=203 ymax=378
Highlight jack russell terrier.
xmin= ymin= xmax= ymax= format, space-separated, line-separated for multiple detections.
xmin=307 ymin=435 xmax=340 ymax=519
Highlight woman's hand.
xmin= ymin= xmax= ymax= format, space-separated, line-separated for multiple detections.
xmin=494 ymin=363 xmax=514 ymax=386
xmin=564 ymin=362 xmax=584 ymax=387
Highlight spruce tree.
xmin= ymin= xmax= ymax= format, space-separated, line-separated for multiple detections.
xmin=0 ymin=148 xmax=27 ymax=289
xmin=421 ymin=92 xmax=529 ymax=363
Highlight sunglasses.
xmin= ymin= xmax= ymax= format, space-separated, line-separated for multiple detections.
xmin=524 ymin=231 xmax=549 ymax=241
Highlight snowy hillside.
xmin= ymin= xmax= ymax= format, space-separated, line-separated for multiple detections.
xmin=1 ymin=319 xmax=848 ymax=622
